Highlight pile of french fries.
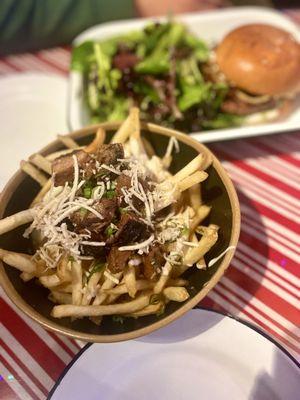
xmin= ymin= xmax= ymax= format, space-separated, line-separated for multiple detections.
xmin=0 ymin=108 xmax=219 ymax=323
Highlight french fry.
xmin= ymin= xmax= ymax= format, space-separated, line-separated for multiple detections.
xmin=54 ymin=283 xmax=73 ymax=293
xmin=51 ymin=293 xmax=150 ymax=318
xmin=46 ymin=148 xmax=82 ymax=161
xmin=154 ymin=262 xmax=172 ymax=294
xmin=20 ymin=161 xmax=48 ymax=186
xmin=57 ymin=257 xmax=72 ymax=282
xmin=29 ymin=154 xmax=52 ymax=174
xmin=162 ymin=155 xmax=172 ymax=169
xmin=81 ymin=271 xmax=102 ymax=305
xmin=57 ymin=134 xmax=78 ymax=149
xmin=168 ymin=278 xmax=188 ymax=287
xmin=163 ymin=287 xmax=190 ymax=302
xmin=71 ymin=261 xmax=82 ymax=306
xmin=20 ymin=272 xmax=35 ymax=282
xmin=93 ymin=272 xmax=122 ymax=305
xmin=184 ymin=224 xmax=219 ymax=266
xmin=103 ymin=279 xmax=153 ymax=296
xmin=103 ymin=278 xmax=187 ymax=296
xmin=196 ymin=258 xmax=206 ymax=270
xmin=124 ymin=265 xmax=137 ymax=298
xmin=188 ymin=184 xmax=202 ymax=211
xmin=178 ymin=171 xmax=208 ymax=192
xmin=40 ymin=274 xmax=61 ymax=288
xmin=111 ymin=107 xmax=140 ymax=143
xmin=202 ymin=153 xmax=213 ymax=170
xmin=85 ymin=128 xmax=106 ymax=153
xmin=30 ymin=179 xmax=52 ymax=207
xmin=0 ymin=209 xmax=35 ymax=235
xmin=1 ymin=251 xmax=36 ymax=273
xmin=190 ymin=205 xmax=211 ymax=233
xmin=127 ymin=302 xmax=163 ymax=317
xmin=49 ymin=291 xmax=72 ymax=304
xmin=142 ymin=137 xmax=155 ymax=157
xmin=171 ymin=154 xmax=204 ymax=183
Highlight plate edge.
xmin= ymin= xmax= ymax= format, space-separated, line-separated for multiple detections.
xmin=47 ymin=308 xmax=300 ymax=399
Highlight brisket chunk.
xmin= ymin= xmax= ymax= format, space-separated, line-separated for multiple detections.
xmin=107 ymin=247 xmax=132 ymax=273
xmin=107 ymin=213 xmax=149 ymax=245
xmin=115 ymin=173 xmax=151 ymax=209
xmin=52 ymin=150 xmax=95 ymax=186
xmin=96 ymin=144 xmax=124 ymax=166
xmin=142 ymin=245 xmax=165 ymax=280
xmin=70 ymin=198 xmax=117 ymax=235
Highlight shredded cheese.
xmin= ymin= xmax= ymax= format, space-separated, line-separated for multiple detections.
xmin=208 ymin=246 xmax=236 ymax=267
xmin=118 ymin=234 xmax=155 ymax=252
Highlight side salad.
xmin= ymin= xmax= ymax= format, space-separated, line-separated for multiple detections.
xmin=71 ymin=21 xmax=242 ymax=131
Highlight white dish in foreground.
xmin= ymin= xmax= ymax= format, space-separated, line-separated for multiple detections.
xmin=68 ymin=7 xmax=300 ymax=143
xmin=0 ymin=73 xmax=68 ymax=189
xmin=49 ymin=309 xmax=299 ymax=400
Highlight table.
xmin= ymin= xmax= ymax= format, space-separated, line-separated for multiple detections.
xmin=0 ymin=9 xmax=299 ymax=400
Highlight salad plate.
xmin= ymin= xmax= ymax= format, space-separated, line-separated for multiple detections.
xmin=48 ymin=309 xmax=300 ymax=400
xmin=68 ymin=7 xmax=300 ymax=142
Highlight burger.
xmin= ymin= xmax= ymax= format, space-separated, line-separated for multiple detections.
xmin=211 ymin=23 xmax=300 ymax=124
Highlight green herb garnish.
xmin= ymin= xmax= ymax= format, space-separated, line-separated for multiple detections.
xmin=105 ymin=189 xmax=116 ymax=199
xmin=79 ymin=207 xmax=88 ymax=218
xmin=83 ymin=187 xmax=92 ymax=199
xmin=181 ymin=226 xmax=189 ymax=236
xmin=105 ymin=224 xmax=118 ymax=237
xmin=87 ymin=262 xmax=106 ymax=282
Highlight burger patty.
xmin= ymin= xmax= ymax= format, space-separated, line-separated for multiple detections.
xmin=221 ymin=90 xmax=278 ymax=116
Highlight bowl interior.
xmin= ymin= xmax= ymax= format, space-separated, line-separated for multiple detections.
xmin=0 ymin=125 xmax=238 ymax=340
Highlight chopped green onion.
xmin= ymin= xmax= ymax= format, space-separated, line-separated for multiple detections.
xmin=181 ymin=226 xmax=189 ymax=236
xmin=87 ymin=262 xmax=106 ymax=282
xmin=83 ymin=187 xmax=93 ymax=199
xmin=79 ymin=208 xmax=88 ymax=218
xmin=105 ymin=189 xmax=116 ymax=199
xmin=105 ymin=224 xmax=118 ymax=237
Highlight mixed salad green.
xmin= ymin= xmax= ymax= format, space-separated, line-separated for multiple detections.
xmin=71 ymin=21 xmax=243 ymax=131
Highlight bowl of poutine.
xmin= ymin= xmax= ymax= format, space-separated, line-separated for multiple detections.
xmin=0 ymin=108 xmax=240 ymax=342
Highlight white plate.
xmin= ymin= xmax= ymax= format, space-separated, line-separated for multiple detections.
xmin=68 ymin=7 xmax=300 ymax=143
xmin=48 ymin=309 xmax=299 ymax=400
xmin=0 ymin=73 xmax=68 ymax=189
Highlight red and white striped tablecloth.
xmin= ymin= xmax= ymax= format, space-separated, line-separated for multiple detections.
xmin=0 ymin=10 xmax=299 ymax=400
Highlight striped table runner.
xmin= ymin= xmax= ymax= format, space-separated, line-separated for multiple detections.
xmin=0 ymin=10 xmax=299 ymax=400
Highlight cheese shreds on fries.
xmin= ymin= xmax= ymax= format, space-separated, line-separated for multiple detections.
xmin=0 ymin=108 xmax=233 ymax=323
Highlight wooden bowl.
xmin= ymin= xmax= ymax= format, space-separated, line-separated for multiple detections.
xmin=0 ymin=122 xmax=240 ymax=342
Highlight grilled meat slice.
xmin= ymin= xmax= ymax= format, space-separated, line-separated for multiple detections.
xmin=52 ymin=150 xmax=95 ymax=186
xmin=107 ymin=247 xmax=132 ymax=273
